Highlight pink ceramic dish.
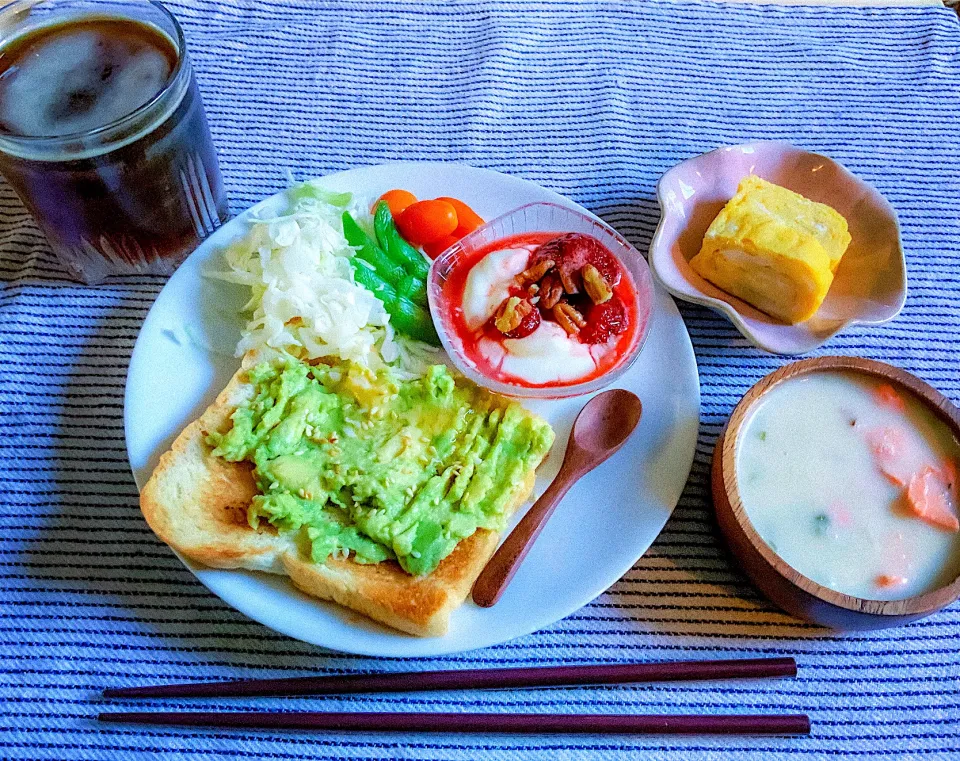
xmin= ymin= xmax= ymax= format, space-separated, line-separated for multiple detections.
xmin=649 ymin=142 xmax=907 ymax=355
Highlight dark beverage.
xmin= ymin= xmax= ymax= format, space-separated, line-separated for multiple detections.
xmin=0 ymin=2 xmax=227 ymax=283
xmin=0 ymin=18 xmax=178 ymax=138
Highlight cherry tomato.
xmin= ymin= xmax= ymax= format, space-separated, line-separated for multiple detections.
xmin=437 ymin=197 xmax=484 ymax=236
xmin=397 ymin=199 xmax=458 ymax=245
xmin=374 ymin=189 xmax=418 ymax=218
xmin=422 ymin=234 xmax=460 ymax=260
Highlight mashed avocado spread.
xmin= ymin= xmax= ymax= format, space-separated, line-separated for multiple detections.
xmin=208 ymin=356 xmax=554 ymax=576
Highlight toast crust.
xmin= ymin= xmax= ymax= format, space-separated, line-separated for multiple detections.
xmin=140 ymin=361 xmax=544 ymax=637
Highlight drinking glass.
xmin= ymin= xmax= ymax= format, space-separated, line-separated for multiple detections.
xmin=0 ymin=0 xmax=228 ymax=283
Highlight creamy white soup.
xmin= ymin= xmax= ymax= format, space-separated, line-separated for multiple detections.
xmin=737 ymin=371 xmax=960 ymax=601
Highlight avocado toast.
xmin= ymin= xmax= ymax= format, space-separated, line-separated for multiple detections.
xmin=140 ymin=352 xmax=555 ymax=637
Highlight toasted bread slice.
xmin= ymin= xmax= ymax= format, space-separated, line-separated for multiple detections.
xmin=140 ymin=357 xmax=544 ymax=637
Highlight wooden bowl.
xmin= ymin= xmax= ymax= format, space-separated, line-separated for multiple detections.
xmin=712 ymin=356 xmax=960 ymax=630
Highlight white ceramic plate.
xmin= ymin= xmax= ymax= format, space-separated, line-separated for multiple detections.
xmin=125 ymin=162 xmax=700 ymax=657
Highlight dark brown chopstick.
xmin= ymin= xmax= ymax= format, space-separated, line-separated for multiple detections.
xmin=98 ymin=711 xmax=811 ymax=736
xmin=102 ymin=657 xmax=797 ymax=699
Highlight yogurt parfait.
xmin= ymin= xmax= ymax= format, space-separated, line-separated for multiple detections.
xmin=428 ymin=203 xmax=653 ymax=397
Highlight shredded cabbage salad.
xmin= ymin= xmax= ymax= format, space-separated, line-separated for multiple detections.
xmin=208 ymin=182 xmax=434 ymax=378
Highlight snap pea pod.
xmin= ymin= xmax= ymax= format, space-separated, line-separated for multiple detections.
xmin=349 ymin=259 xmax=439 ymax=346
xmin=397 ymin=273 xmax=428 ymax=308
xmin=342 ymin=211 xmax=405 ymax=284
xmin=374 ymin=200 xmax=431 ymax=281
xmin=389 ymin=295 xmax=439 ymax=346
xmin=350 ymin=258 xmax=398 ymax=302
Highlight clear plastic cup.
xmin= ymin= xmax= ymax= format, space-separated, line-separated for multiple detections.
xmin=428 ymin=202 xmax=655 ymax=398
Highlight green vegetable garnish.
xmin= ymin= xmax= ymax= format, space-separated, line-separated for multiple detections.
xmin=374 ymin=200 xmax=431 ymax=280
xmin=343 ymin=209 xmax=438 ymax=345
xmin=342 ymin=211 xmax=405 ymax=283
xmin=349 ymin=256 xmax=438 ymax=345
xmin=397 ymin=273 xmax=428 ymax=307
xmin=813 ymin=512 xmax=831 ymax=536
xmin=286 ymin=182 xmax=353 ymax=208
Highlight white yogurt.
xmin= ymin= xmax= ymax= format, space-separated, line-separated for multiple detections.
xmin=496 ymin=322 xmax=596 ymax=384
xmin=461 ymin=247 xmax=530 ymax=330
xmin=737 ymin=372 xmax=960 ymax=601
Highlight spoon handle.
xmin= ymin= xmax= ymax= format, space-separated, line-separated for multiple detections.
xmin=472 ymin=465 xmax=581 ymax=608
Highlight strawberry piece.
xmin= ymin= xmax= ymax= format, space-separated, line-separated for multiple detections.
xmin=497 ymin=301 xmax=541 ymax=339
xmin=580 ymin=295 xmax=627 ymax=344
xmin=531 ymin=233 xmax=622 ymax=290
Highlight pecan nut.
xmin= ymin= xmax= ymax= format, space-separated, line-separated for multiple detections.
xmin=552 ymin=302 xmax=586 ymax=335
xmin=494 ymin=296 xmax=533 ymax=334
xmin=582 ymin=263 xmax=612 ymax=304
xmin=515 ymin=258 xmax=555 ymax=286
xmin=558 ymin=265 xmax=579 ymax=295
xmin=539 ymin=272 xmax=564 ymax=310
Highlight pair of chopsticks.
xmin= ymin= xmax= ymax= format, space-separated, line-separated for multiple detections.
xmin=99 ymin=657 xmax=809 ymax=736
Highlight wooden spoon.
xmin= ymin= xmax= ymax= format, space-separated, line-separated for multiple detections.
xmin=472 ymin=389 xmax=643 ymax=608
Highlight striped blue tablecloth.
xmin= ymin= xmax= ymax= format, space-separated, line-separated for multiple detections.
xmin=4 ymin=1 xmax=960 ymax=758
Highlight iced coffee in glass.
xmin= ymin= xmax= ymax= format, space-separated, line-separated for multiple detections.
xmin=0 ymin=0 xmax=228 ymax=283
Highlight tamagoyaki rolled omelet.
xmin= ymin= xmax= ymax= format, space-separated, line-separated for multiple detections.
xmin=690 ymin=175 xmax=851 ymax=324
